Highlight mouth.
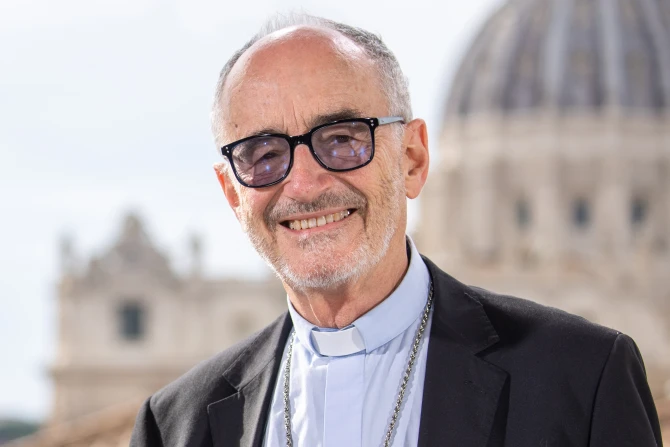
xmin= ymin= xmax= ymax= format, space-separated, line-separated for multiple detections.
xmin=280 ymin=209 xmax=357 ymax=231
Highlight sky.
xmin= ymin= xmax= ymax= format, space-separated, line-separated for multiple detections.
xmin=0 ymin=0 xmax=502 ymax=420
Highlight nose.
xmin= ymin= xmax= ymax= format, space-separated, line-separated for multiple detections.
xmin=282 ymin=143 xmax=333 ymax=201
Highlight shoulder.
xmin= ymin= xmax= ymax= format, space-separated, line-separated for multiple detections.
xmin=468 ymin=285 xmax=660 ymax=443
xmin=148 ymin=312 xmax=290 ymax=419
xmin=471 ymin=285 xmax=620 ymax=354
xmin=472 ymin=285 xmax=619 ymax=343
xmin=422 ymin=255 xmax=623 ymax=375
xmin=131 ymin=312 xmax=291 ymax=445
xmin=465 ymin=284 xmax=627 ymax=389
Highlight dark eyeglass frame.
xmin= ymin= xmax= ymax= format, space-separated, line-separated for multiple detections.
xmin=220 ymin=116 xmax=405 ymax=188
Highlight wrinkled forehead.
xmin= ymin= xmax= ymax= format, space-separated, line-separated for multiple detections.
xmin=219 ymin=26 xmax=388 ymax=140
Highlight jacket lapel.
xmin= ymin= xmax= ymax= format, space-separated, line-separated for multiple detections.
xmin=207 ymin=313 xmax=293 ymax=447
xmin=418 ymin=258 xmax=509 ymax=447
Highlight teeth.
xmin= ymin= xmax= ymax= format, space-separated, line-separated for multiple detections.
xmin=288 ymin=210 xmax=351 ymax=230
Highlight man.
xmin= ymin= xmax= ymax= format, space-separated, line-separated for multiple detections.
xmin=131 ymin=14 xmax=662 ymax=447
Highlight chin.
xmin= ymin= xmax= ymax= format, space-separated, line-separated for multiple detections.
xmin=278 ymin=260 xmax=365 ymax=291
xmin=277 ymin=235 xmax=391 ymax=291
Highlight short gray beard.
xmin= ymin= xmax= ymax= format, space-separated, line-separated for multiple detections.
xmin=277 ymin=215 xmax=394 ymax=291
xmin=240 ymin=167 xmax=404 ymax=292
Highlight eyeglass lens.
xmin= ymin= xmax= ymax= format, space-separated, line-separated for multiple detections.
xmin=231 ymin=121 xmax=373 ymax=187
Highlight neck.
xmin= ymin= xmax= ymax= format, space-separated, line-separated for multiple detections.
xmin=286 ymin=238 xmax=409 ymax=329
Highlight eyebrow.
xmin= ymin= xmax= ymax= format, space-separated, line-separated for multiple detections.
xmin=306 ymin=108 xmax=365 ymax=130
xmin=250 ymin=108 xmax=366 ymax=137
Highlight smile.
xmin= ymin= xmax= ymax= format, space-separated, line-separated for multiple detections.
xmin=282 ymin=209 xmax=355 ymax=230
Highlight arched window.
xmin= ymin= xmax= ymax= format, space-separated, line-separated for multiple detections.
xmin=630 ymin=197 xmax=648 ymax=227
xmin=516 ymin=199 xmax=531 ymax=230
xmin=572 ymin=198 xmax=591 ymax=229
xmin=118 ymin=302 xmax=145 ymax=341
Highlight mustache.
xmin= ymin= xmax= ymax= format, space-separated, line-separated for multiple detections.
xmin=265 ymin=189 xmax=367 ymax=226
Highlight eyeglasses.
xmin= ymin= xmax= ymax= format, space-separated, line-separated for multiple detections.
xmin=220 ymin=116 xmax=405 ymax=188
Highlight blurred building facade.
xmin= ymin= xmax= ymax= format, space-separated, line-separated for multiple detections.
xmin=418 ymin=0 xmax=670 ymax=398
xmin=51 ymin=214 xmax=285 ymax=424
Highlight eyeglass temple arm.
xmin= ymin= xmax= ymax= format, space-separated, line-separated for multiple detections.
xmin=377 ymin=116 xmax=405 ymax=125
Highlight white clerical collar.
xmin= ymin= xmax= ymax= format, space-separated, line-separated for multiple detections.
xmin=287 ymin=236 xmax=431 ymax=357
xmin=310 ymin=326 xmax=365 ymax=356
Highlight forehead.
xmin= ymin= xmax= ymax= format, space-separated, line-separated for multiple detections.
xmin=220 ymin=26 xmax=388 ymax=138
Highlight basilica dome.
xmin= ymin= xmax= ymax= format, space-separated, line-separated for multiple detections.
xmin=418 ymin=0 xmax=670 ymax=399
xmin=446 ymin=0 xmax=670 ymax=118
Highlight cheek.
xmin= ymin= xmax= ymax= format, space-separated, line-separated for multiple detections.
xmin=376 ymin=148 xmax=405 ymax=189
xmin=238 ymin=191 xmax=273 ymax=227
xmin=374 ymin=132 xmax=403 ymax=166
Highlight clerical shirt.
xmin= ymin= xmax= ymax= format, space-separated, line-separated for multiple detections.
xmin=263 ymin=237 xmax=433 ymax=447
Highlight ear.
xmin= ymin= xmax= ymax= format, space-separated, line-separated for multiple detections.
xmin=214 ymin=164 xmax=241 ymax=217
xmin=402 ymin=119 xmax=430 ymax=199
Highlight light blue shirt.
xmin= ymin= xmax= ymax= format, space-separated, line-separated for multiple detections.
xmin=263 ymin=237 xmax=433 ymax=447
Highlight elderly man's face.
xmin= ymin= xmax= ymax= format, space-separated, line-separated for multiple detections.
xmin=218 ymin=27 xmax=409 ymax=291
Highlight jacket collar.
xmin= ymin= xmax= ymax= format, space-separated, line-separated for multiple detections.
xmin=207 ymin=313 xmax=293 ymax=447
xmin=418 ymin=256 xmax=508 ymax=447
xmin=206 ymin=256 xmax=508 ymax=447
xmin=423 ymin=256 xmax=500 ymax=354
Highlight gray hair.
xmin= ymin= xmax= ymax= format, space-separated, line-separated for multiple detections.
xmin=210 ymin=12 xmax=413 ymax=149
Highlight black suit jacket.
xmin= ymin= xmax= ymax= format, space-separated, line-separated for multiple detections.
xmin=131 ymin=257 xmax=663 ymax=446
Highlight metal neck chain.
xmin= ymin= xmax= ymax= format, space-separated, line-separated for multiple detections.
xmin=283 ymin=283 xmax=434 ymax=447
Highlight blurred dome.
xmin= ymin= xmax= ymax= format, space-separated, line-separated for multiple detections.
xmin=419 ymin=0 xmax=670 ymax=401
xmin=446 ymin=0 xmax=670 ymax=117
